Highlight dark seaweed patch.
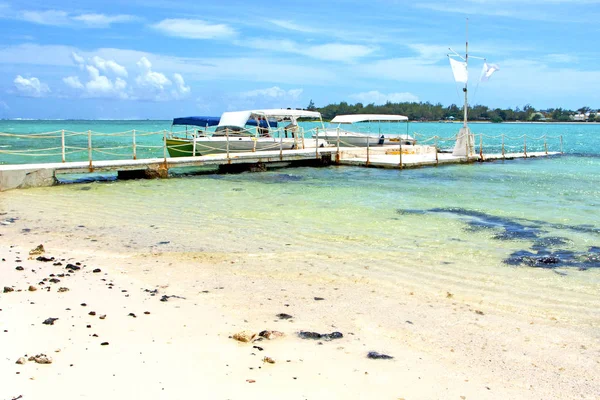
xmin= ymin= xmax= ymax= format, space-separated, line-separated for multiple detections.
xmin=428 ymin=207 xmax=543 ymax=241
xmin=396 ymin=209 xmax=427 ymax=216
xmin=395 ymin=207 xmax=599 ymax=271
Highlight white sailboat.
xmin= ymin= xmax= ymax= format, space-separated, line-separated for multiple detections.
xmin=448 ymin=19 xmax=499 ymax=157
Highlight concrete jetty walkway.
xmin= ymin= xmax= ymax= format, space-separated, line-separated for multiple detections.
xmin=0 ymin=145 xmax=558 ymax=191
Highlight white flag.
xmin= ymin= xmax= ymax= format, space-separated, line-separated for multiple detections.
xmin=449 ymin=57 xmax=468 ymax=84
xmin=480 ymin=62 xmax=499 ymax=82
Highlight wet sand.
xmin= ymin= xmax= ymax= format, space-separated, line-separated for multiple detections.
xmin=1 ymin=226 xmax=599 ymax=400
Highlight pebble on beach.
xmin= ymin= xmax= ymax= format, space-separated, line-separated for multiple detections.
xmin=367 ymin=351 xmax=394 ymax=360
xmin=42 ymin=317 xmax=59 ymax=325
xmin=258 ymin=330 xmax=285 ymax=340
xmin=28 ymin=354 xmax=52 ymax=364
xmin=233 ymin=331 xmax=257 ymax=343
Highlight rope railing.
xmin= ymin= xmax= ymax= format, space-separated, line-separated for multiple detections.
xmin=0 ymin=128 xmax=564 ymax=166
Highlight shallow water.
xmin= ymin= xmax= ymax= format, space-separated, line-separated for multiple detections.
xmin=2 ymin=121 xmax=600 ymax=326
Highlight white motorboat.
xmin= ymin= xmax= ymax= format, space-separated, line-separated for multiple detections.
xmin=166 ymin=109 xmax=327 ymax=157
xmin=314 ymin=114 xmax=416 ymax=147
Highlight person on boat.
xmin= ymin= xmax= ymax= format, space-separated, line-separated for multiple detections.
xmin=258 ymin=117 xmax=270 ymax=137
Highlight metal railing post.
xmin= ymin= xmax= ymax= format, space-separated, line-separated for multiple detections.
xmin=315 ymin=130 xmax=319 ymax=159
xmin=336 ymin=127 xmax=340 ymax=163
xmin=192 ymin=134 xmax=197 ymax=156
xmin=435 ymin=136 xmax=439 ymax=164
xmin=524 ymin=135 xmax=527 ymax=158
xmin=61 ymin=129 xmax=65 ymax=163
xmin=544 ymin=135 xmax=548 ymax=155
xmin=132 ymin=129 xmax=137 ymax=160
xmin=502 ymin=134 xmax=505 ymax=159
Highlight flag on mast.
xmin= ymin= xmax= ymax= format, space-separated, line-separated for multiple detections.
xmin=449 ymin=58 xmax=468 ymax=84
xmin=480 ymin=62 xmax=499 ymax=82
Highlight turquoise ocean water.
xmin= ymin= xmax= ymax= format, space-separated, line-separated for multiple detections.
xmin=1 ymin=120 xmax=599 ymax=325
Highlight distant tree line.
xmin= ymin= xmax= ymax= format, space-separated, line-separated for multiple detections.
xmin=305 ymin=100 xmax=600 ymax=122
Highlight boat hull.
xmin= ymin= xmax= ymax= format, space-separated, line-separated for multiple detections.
xmin=315 ymin=131 xmax=415 ymax=147
xmin=166 ymin=136 xmax=325 ymax=157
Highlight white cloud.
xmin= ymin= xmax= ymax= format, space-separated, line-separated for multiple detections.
xmin=21 ymin=10 xmax=70 ymax=26
xmin=13 ymin=75 xmax=50 ymax=97
xmin=63 ymin=76 xmax=84 ymax=89
xmin=350 ymin=90 xmax=419 ymax=104
xmin=152 ymin=19 xmax=236 ymax=39
xmin=240 ymin=86 xmax=303 ymax=100
xmin=136 ymin=57 xmax=171 ymax=90
xmin=172 ymin=73 xmax=191 ymax=99
xmin=90 ymin=56 xmax=128 ymax=77
xmin=72 ymin=13 xmax=135 ymax=28
xmin=20 ymin=9 xmax=135 ymax=28
xmin=241 ymin=39 xmax=376 ymax=62
xmin=71 ymin=52 xmax=85 ymax=67
xmin=268 ymin=20 xmax=319 ymax=34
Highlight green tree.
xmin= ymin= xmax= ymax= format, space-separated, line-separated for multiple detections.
xmin=306 ymin=99 xmax=316 ymax=111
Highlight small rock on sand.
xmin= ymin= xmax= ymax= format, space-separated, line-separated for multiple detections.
xmin=367 ymin=351 xmax=394 ymax=360
xmin=259 ymin=330 xmax=285 ymax=340
xmin=3 ymin=287 xmax=14 ymax=293
xmin=15 ymin=357 xmax=27 ymax=365
xmin=28 ymin=286 xmax=37 ymax=292
xmin=28 ymin=354 xmax=52 ymax=364
xmin=29 ymin=244 xmax=45 ymax=256
xmin=42 ymin=317 xmax=58 ymax=325
xmin=233 ymin=331 xmax=257 ymax=343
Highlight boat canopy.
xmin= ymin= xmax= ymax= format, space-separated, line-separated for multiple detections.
xmin=331 ymin=114 xmax=408 ymax=124
xmin=217 ymin=111 xmax=278 ymax=129
xmin=251 ymin=109 xmax=322 ymax=121
xmin=175 ymin=115 xmax=275 ymax=128
xmin=217 ymin=109 xmax=320 ymax=129
xmin=173 ymin=116 xmax=221 ymax=127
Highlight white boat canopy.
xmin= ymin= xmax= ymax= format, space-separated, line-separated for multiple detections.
xmin=251 ymin=109 xmax=322 ymax=121
xmin=331 ymin=114 xmax=408 ymax=124
xmin=218 ymin=109 xmax=322 ymax=129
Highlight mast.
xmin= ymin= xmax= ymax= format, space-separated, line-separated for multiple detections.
xmin=463 ymin=18 xmax=468 ymax=128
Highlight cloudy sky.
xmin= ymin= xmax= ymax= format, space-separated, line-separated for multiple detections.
xmin=1 ymin=0 xmax=599 ymax=119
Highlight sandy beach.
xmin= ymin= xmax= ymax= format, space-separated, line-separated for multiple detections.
xmin=2 ymin=218 xmax=599 ymax=400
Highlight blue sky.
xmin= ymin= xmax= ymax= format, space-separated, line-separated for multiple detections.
xmin=1 ymin=0 xmax=599 ymax=119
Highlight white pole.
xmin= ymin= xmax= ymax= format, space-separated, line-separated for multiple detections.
xmin=88 ymin=130 xmax=93 ymax=171
xmin=132 ymin=129 xmax=137 ymax=160
xmin=61 ymin=129 xmax=65 ymax=163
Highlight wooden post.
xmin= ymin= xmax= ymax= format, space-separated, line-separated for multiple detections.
xmin=279 ymin=128 xmax=283 ymax=161
xmin=366 ymin=136 xmax=370 ymax=166
xmin=163 ymin=130 xmax=167 ymax=163
xmin=61 ymin=129 xmax=65 ymax=163
xmin=435 ymin=136 xmax=439 ymax=164
xmin=501 ymin=134 xmax=505 ymax=159
xmin=560 ymin=136 xmax=563 ymax=154
xmin=544 ymin=135 xmax=548 ymax=155
xmin=479 ymin=133 xmax=483 ymax=160
xmin=87 ymin=130 xmax=93 ymax=171
xmin=132 ymin=129 xmax=137 ymax=160
xmin=226 ymin=128 xmax=230 ymax=161
xmin=524 ymin=135 xmax=527 ymax=158
xmin=336 ymin=127 xmax=340 ymax=163
xmin=399 ymin=131 xmax=403 ymax=169
xmin=315 ymin=130 xmax=319 ymax=159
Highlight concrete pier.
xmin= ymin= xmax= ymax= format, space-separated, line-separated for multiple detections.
xmin=0 ymin=146 xmax=559 ymax=191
